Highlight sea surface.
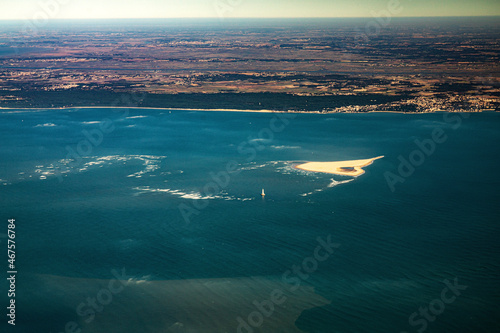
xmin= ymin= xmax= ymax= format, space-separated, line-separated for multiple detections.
xmin=1 ymin=108 xmax=499 ymax=332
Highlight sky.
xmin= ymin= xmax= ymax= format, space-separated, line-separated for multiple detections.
xmin=1 ymin=0 xmax=499 ymax=20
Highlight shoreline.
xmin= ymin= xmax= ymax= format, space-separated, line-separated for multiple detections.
xmin=0 ymin=106 xmax=494 ymax=114
xmin=295 ymin=156 xmax=384 ymax=176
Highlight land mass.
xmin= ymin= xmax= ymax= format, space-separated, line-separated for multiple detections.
xmin=296 ymin=156 xmax=384 ymax=176
xmin=0 ymin=18 xmax=498 ymax=112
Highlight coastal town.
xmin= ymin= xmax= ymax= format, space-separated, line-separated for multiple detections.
xmin=0 ymin=18 xmax=498 ymax=112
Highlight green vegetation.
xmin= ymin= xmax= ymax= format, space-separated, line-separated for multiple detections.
xmin=0 ymin=90 xmax=407 ymax=111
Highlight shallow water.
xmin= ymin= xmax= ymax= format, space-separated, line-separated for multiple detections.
xmin=1 ymin=109 xmax=499 ymax=332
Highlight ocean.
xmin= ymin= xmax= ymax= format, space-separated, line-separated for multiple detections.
xmin=1 ymin=108 xmax=499 ymax=332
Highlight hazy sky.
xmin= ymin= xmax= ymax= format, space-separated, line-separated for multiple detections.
xmin=1 ymin=0 xmax=499 ymax=20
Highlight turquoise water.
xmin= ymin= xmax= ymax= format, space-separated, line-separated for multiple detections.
xmin=1 ymin=108 xmax=499 ymax=332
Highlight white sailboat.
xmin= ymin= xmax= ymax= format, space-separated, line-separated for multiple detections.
xmin=261 ymin=189 xmax=265 ymax=197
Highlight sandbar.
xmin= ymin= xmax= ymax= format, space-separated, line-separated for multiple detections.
xmin=295 ymin=156 xmax=384 ymax=176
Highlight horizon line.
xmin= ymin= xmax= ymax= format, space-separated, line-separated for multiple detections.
xmin=0 ymin=15 xmax=500 ymax=21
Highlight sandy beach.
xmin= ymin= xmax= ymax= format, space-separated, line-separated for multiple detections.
xmin=295 ymin=156 xmax=384 ymax=176
xmin=0 ymin=106 xmax=466 ymax=114
xmin=0 ymin=106 xmax=299 ymax=114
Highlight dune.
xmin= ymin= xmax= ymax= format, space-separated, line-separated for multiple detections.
xmin=295 ymin=156 xmax=384 ymax=176
xmin=34 ymin=274 xmax=330 ymax=333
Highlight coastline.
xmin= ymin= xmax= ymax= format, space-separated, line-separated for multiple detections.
xmin=0 ymin=106 xmax=301 ymax=113
xmin=0 ymin=106 xmax=494 ymax=114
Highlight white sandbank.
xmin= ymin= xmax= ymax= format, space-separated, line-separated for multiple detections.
xmin=295 ymin=156 xmax=384 ymax=176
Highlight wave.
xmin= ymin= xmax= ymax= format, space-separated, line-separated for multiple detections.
xmin=248 ymin=138 xmax=272 ymax=144
xmin=275 ymin=162 xmax=306 ymax=175
xmin=125 ymin=156 xmax=164 ymax=178
xmin=300 ymin=190 xmax=323 ymax=197
xmin=134 ymin=186 xmax=254 ymax=201
xmin=34 ymin=165 xmax=65 ymax=179
xmin=126 ymin=115 xmax=148 ymax=119
xmin=270 ymin=145 xmax=301 ymax=150
xmin=72 ymin=155 xmax=165 ymax=177
xmin=300 ymin=177 xmax=355 ymax=196
xmin=10 ymin=155 xmax=167 ymax=182
xmin=81 ymin=121 xmax=101 ymax=125
xmin=238 ymin=161 xmax=281 ymax=171
xmin=34 ymin=123 xmax=57 ymax=127
xmin=328 ymin=178 xmax=355 ymax=187
xmin=238 ymin=163 xmax=268 ymax=171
